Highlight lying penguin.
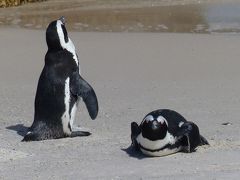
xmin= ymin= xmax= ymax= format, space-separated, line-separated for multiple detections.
xmin=22 ymin=17 xmax=98 ymax=141
xmin=131 ymin=109 xmax=209 ymax=157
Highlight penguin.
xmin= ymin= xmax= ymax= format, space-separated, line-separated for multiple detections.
xmin=22 ymin=17 xmax=98 ymax=141
xmin=131 ymin=109 xmax=209 ymax=157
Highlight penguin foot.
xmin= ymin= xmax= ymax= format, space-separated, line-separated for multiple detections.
xmin=72 ymin=126 xmax=90 ymax=132
xmin=70 ymin=131 xmax=91 ymax=137
xmin=70 ymin=126 xmax=91 ymax=137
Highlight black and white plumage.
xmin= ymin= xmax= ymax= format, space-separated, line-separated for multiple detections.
xmin=131 ymin=109 xmax=209 ymax=157
xmin=23 ymin=17 xmax=98 ymax=141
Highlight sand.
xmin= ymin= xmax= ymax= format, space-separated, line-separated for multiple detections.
xmin=0 ymin=27 xmax=240 ymax=179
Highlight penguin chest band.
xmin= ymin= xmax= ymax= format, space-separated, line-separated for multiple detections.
xmin=136 ymin=132 xmax=181 ymax=156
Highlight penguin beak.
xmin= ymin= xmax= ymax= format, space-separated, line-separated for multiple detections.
xmin=59 ymin=16 xmax=66 ymax=25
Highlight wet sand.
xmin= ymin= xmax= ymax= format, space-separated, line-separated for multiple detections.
xmin=0 ymin=27 xmax=240 ymax=179
xmin=1 ymin=0 xmax=240 ymax=33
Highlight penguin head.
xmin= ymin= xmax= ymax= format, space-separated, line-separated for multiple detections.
xmin=141 ymin=114 xmax=168 ymax=141
xmin=46 ymin=17 xmax=72 ymax=51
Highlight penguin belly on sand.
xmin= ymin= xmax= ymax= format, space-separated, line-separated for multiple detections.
xmin=23 ymin=17 xmax=98 ymax=141
xmin=131 ymin=109 xmax=209 ymax=157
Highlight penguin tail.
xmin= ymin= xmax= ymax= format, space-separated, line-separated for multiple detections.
xmin=200 ymin=135 xmax=209 ymax=145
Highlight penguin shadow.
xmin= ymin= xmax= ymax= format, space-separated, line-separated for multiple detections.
xmin=121 ymin=146 xmax=147 ymax=159
xmin=6 ymin=124 xmax=29 ymax=137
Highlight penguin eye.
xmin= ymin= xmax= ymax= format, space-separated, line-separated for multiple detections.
xmin=157 ymin=116 xmax=165 ymax=124
xmin=144 ymin=115 xmax=154 ymax=123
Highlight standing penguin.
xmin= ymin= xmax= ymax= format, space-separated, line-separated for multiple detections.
xmin=23 ymin=17 xmax=98 ymax=141
xmin=131 ymin=109 xmax=209 ymax=156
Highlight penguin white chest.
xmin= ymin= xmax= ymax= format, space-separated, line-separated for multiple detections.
xmin=137 ymin=132 xmax=181 ymax=157
xmin=61 ymin=77 xmax=71 ymax=135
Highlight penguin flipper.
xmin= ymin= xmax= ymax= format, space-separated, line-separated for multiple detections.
xmin=131 ymin=122 xmax=141 ymax=151
xmin=177 ymin=122 xmax=203 ymax=152
xmin=200 ymin=135 xmax=209 ymax=145
xmin=70 ymin=71 xmax=98 ymax=120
